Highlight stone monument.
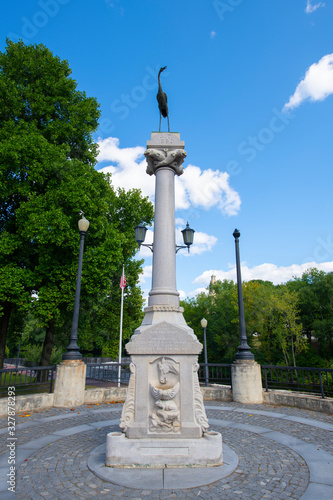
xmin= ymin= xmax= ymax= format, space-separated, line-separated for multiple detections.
xmin=106 ymin=132 xmax=222 ymax=467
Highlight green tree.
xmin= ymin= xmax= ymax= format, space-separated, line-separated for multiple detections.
xmin=287 ymin=269 xmax=333 ymax=359
xmin=0 ymin=40 xmax=154 ymax=367
xmin=182 ymin=279 xmax=239 ymax=363
xmin=243 ymin=281 xmax=306 ymax=366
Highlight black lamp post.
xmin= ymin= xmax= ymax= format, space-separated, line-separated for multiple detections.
xmin=134 ymin=221 xmax=195 ymax=253
xmin=200 ymin=318 xmax=209 ymax=387
xmin=233 ymin=229 xmax=254 ymax=360
xmin=63 ymin=216 xmax=89 ymax=360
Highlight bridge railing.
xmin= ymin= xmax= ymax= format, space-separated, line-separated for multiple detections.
xmin=261 ymin=365 xmax=333 ymax=399
xmin=85 ymin=361 xmax=131 ymax=385
xmin=198 ymin=363 xmax=232 ymax=386
xmin=0 ymin=365 xmax=56 ymax=396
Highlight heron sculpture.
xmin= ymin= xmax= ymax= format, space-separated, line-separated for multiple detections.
xmin=157 ymin=66 xmax=170 ymax=132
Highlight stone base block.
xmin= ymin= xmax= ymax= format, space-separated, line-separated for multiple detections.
xmin=53 ymin=360 xmax=86 ymax=408
xmin=106 ymin=431 xmax=223 ymax=468
xmin=231 ymin=360 xmax=263 ymax=404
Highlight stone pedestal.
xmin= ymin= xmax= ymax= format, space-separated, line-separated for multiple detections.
xmin=106 ymin=133 xmax=222 ymax=468
xmin=231 ymin=360 xmax=263 ymax=404
xmin=106 ymin=321 xmax=223 ymax=467
xmin=106 ymin=431 xmax=222 ymax=468
xmin=53 ymin=360 xmax=86 ymax=407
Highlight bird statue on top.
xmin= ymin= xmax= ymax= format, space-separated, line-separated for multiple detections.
xmin=157 ymin=66 xmax=170 ymax=132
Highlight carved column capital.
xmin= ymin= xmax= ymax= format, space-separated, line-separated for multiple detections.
xmin=144 ymin=148 xmax=187 ymax=176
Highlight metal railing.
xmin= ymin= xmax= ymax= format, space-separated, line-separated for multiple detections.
xmin=86 ymin=361 xmax=131 ymax=385
xmin=86 ymin=361 xmax=233 ymax=388
xmin=0 ymin=365 xmax=56 ymax=396
xmin=198 ymin=363 xmax=232 ymax=386
xmin=262 ymin=365 xmax=333 ymax=399
xmin=4 ymin=358 xmax=26 ymax=367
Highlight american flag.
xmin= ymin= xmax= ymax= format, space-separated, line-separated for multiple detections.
xmin=119 ymin=268 xmax=127 ymax=289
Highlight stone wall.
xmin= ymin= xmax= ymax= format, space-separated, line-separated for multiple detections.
xmin=0 ymin=385 xmax=332 ymax=417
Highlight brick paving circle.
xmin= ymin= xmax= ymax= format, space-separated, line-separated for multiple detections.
xmin=1 ymin=401 xmax=332 ymax=499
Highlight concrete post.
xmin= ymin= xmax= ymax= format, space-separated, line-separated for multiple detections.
xmin=53 ymin=360 xmax=86 ymax=407
xmin=231 ymin=360 xmax=263 ymax=404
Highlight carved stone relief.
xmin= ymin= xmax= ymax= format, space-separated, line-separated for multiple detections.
xmin=144 ymin=148 xmax=186 ymax=176
xmin=193 ymin=362 xmax=210 ymax=435
xmin=119 ymin=362 xmax=135 ymax=433
xmin=149 ymin=356 xmax=180 ymax=433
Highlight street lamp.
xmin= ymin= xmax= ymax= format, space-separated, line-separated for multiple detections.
xmin=177 ymin=222 xmax=195 ymax=253
xmin=63 ymin=216 xmax=89 ymax=360
xmin=134 ymin=221 xmax=153 ymax=252
xmin=233 ymin=229 xmax=254 ymax=360
xmin=135 ymin=221 xmax=195 ymax=253
xmin=201 ymin=318 xmax=209 ymax=387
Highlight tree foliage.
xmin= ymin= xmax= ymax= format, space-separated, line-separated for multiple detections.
xmin=242 ymin=281 xmax=306 ymax=366
xmin=181 ymin=273 xmax=333 ymax=367
xmin=181 ymin=280 xmax=239 ymax=363
xmin=287 ymin=269 xmax=333 ymax=360
xmin=0 ymin=40 xmax=154 ymax=367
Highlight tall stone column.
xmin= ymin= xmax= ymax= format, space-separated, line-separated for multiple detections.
xmin=106 ymin=132 xmax=222 ymax=468
xmin=149 ymin=164 xmax=178 ymax=306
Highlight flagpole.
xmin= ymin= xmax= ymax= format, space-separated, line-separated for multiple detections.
xmin=118 ymin=265 xmax=125 ymax=387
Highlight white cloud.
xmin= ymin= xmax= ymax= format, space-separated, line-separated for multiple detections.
xmin=176 ymin=165 xmax=241 ymax=216
xmin=138 ymin=265 xmax=152 ymax=285
xmin=97 ymin=137 xmax=154 ymax=198
xmin=284 ymin=53 xmax=333 ymax=111
xmin=305 ymin=1 xmax=325 ymax=14
xmin=193 ymin=261 xmax=333 ymax=288
xmin=97 ymin=137 xmax=241 ymax=217
xmin=210 ymin=31 xmax=217 ymax=39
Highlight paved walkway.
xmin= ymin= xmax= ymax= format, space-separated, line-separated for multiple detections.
xmin=0 ymin=401 xmax=332 ymax=499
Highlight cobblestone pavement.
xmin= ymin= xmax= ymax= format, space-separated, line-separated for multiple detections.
xmin=0 ymin=401 xmax=332 ymax=499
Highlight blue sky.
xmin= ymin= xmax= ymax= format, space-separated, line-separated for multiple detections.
xmin=2 ymin=0 xmax=333 ymax=300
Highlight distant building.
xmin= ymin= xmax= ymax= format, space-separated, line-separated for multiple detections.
xmin=209 ymin=274 xmax=217 ymax=297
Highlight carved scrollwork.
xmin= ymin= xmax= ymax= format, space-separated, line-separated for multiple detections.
xmin=144 ymin=148 xmax=186 ymax=176
xmin=119 ymin=362 xmax=135 ymax=433
xmin=193 ymin=362 xmax=210 ymax=435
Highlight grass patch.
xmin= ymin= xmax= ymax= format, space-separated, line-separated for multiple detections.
xmin=0 ymin=382 xmax=52 ymax=398
xmin=1 ymin=372 xmax=35 ymax=385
